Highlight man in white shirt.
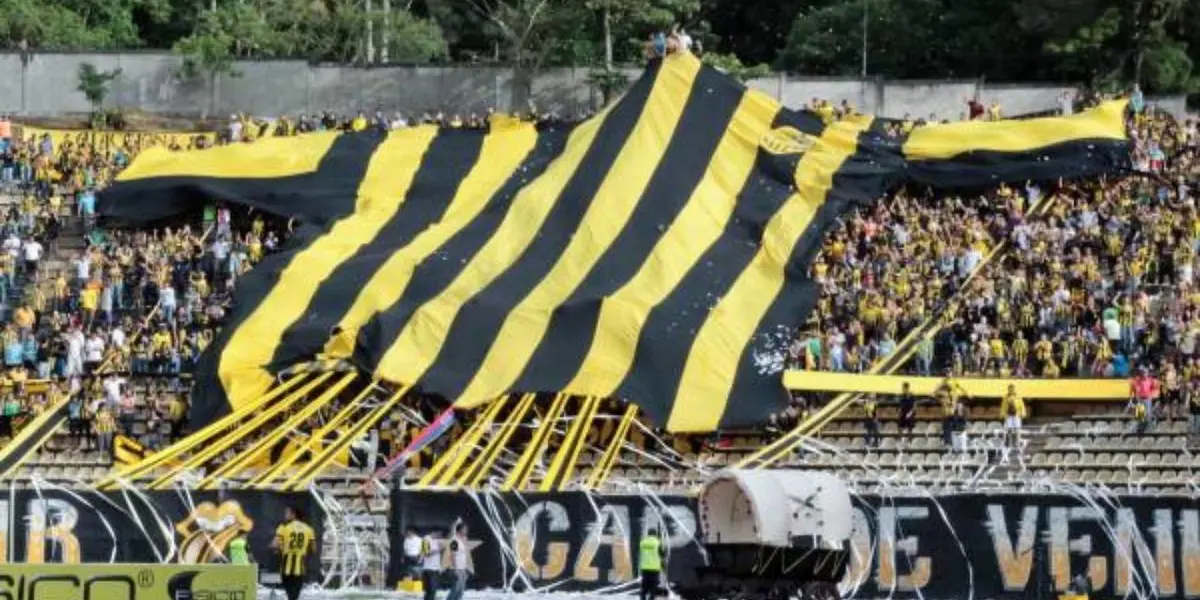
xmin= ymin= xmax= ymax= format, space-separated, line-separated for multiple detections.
xmin=443 ymin=523 xmax=473 ymax=600
xmin=160 ymin=284 xmax=177 ymax=324
xmin=228 ymin=116 xmax=243 ymax=142
xmin=420 ymin=530 xmax=443 ymax=600
xmin=103 ymin=374 xmax=125 ymax=408
xmin=676 ymin=28 xmax=693 ymax=52
xmin=84 ymin=332 xmax=105 ymax=374
xmin=21 ymin=238 xmax=42 ymax=280
xmin=402 ymin=527 xmax=423 ymax=581
xmin=65 ymin=328 xmax=85 ymax=378
xmin=74 ymin=253 xmax=91 ymax=284
xmin=2 ymin=233 xmax=19 ymax=260
xmin=110 ymin=326 xmax=127 ymax=349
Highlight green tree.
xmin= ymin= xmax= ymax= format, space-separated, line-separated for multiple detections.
xmin=76 ymin=62 xmax=123 ymax=126
xmin=379 ymin=7 xmax=451 ymax=62
xmin=777 ymin=0 xmax=948 ymax=78
xmin=1018 ymin=0 xmax=1194 ymax=92
xmin=466 ymin=0 xmax=573 ymax=109
xmin=173 ymin=10 xmax=241 ymax=119
xmin=698 ymin=0 xmax=811 ymax=66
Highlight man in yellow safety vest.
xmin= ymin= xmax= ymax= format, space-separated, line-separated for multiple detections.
xmin=639 ymin=527 xmax=666 ymax=600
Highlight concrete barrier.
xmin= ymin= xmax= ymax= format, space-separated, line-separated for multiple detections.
xmin=1 ymin=51 xmax=1183 ymax=119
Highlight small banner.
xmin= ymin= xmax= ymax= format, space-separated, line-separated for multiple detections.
xmin=0 ymin=563 xmax=256 ymax=600
xmin=18 ymin=126 xmax=217 ymax=155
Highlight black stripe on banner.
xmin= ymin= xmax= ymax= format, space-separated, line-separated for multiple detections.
xmin=512 ymin=66 xmax=746 ymax=393
xmin=267 ymin=129 xmax=488 ymax=371
xmin=721 ymin=121 xmax=894 ymax=428
xmin=904 ymin=138 xmax=1132 ymax=189
xmin=0 ymin=410 xmax=67 ymax=477
xmin=611 ymin=108 xmax=804 ymax=425
xmin=98 ymin=132 xmax=387 ymax=227
xmin=190 ymin=134 xmax=389 ymax=427
xmin=412 ymin=59 xmax=665 ymax=399
xmin=353 ymin=126 xmax=575 ymax=373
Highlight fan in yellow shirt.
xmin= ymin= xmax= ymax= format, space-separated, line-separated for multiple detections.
xmin=999 ymin=384 xmax=1027 ymax=448
xmin=273 ymin=506 xmax=317 ymax=600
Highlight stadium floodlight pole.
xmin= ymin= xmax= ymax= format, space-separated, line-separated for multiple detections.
xmin=861 ymin=0 xmax=869 ymax=77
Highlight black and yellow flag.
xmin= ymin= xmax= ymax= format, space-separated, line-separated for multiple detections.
xmin=99 ymin=53 xmax=1130 ymax=433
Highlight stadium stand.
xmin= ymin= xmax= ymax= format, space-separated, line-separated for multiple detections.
xmin=0 ymin=71 xmax=1193 ymax=507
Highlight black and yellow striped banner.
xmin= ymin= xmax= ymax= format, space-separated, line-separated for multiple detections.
xmin=99 ymin=53 xmax=1130 ymax=433
xmin=0 ymin=394 xmax=71 ymax=480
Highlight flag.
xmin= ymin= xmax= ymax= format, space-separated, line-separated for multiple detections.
xmin=99 ymin=53 xmax=1131 ymax=433
xmin=371 ymin=408 xmax=456 ymax=481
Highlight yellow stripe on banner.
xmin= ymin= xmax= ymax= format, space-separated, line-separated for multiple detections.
xmin=323 ymin=125 xmax=538 ymax=357
xmin=502 ymin=393 xmax=567 ymax=492
xmin=96 ymin=374 xmax=309 ymax=489
xmin=197 ymin=372 xmax=356 ymax=489
xmin=455 ymin=58 xmax=701 ymax=407
xmin=903 ymin=100 xmax=1128 ymax=161
xmin=417 ymin=400 xmax=502 ymax=487
xmin=149 ymin=373 xmax=333 ymax=489
xmin=220 ymin=127 xmax=438 ymax=410
xmin=585 ymin=405 xmax=637 ymax=490
xmin=281 ymin=386 xmax=409 ymax=491
xmin=564 ymin=90 xmax=780 ymax=395
xmin=538 ymin=396 xmax=598 ymax=491
xmin=546 ymin=396 xmax=600 ymax=490
xmin=116 ymin=132 xmax=340 ymax=181
xmin=782 ymin=371 xmax=1129 ymax=400
xmin=373 ymin=88 xmax=632 ymax=386
xmin=432 ymin=397 xmax=508 ymax=487
xmin=460 ymin=393 xmax=536 ymax=488
xmin=249 ymin=384 xmax=376 ymax=489
xmin=668 ymin=119 xmax=871 ymax=432
xmin=0 ymin=393 xmax=72 ymax=481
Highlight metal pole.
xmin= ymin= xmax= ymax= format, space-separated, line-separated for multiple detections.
xmin=861 ymin=0 xmax=869 ymax=77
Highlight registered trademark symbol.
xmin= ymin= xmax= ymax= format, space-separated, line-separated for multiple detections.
xmin=137 ymin=569 xmax=154 ymax=587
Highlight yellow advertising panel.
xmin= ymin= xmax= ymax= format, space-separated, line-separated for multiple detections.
xmin=18 ymin=126 xmax=217 ymax=156
xmin=0 ymin=563 xmax=256 ymax=600
xmin=782 ymin=370 xmax=1129 ymax=400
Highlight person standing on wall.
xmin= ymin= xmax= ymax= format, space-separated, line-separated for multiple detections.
xmin=639 ymin=527 xmax=666 ymax=600
xmin=272 ymin=506 xmax=317 ymax=600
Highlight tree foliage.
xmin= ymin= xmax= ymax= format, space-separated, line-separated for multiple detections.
xmin=77 ymin=63 xmax=123 ymax=109
xmin=77 ymin=62 xmax=124 ymax=128
xmin=4 ymin=0 xmax=1198 ymax=94
xmin=776 ymin=0 xmax=1197 ymax=92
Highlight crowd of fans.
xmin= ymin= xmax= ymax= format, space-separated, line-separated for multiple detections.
xmin=0 ymin=119 xmax=297 ymax=457
xmin=0 ymin=88 xmax=1192 ymax=465
xmin=789 ymin=100 xmax=1200 ymax=445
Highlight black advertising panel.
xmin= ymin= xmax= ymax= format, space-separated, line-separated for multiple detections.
xmin=393 ymin=490 xmax=1200 ymax=599
xmin=0 ymin=489 xmax=318 ymax=576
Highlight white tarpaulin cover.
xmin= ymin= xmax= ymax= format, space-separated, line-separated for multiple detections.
xmin=697 ymin=469 xmax=851 ymax=548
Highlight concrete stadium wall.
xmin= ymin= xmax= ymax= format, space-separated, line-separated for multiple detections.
xmin=1 ymin=51 xmax=1187 ymax=119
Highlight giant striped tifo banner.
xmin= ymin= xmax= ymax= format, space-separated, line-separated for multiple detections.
xmin=99 ymin=52 xmax=1132 ymax=434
